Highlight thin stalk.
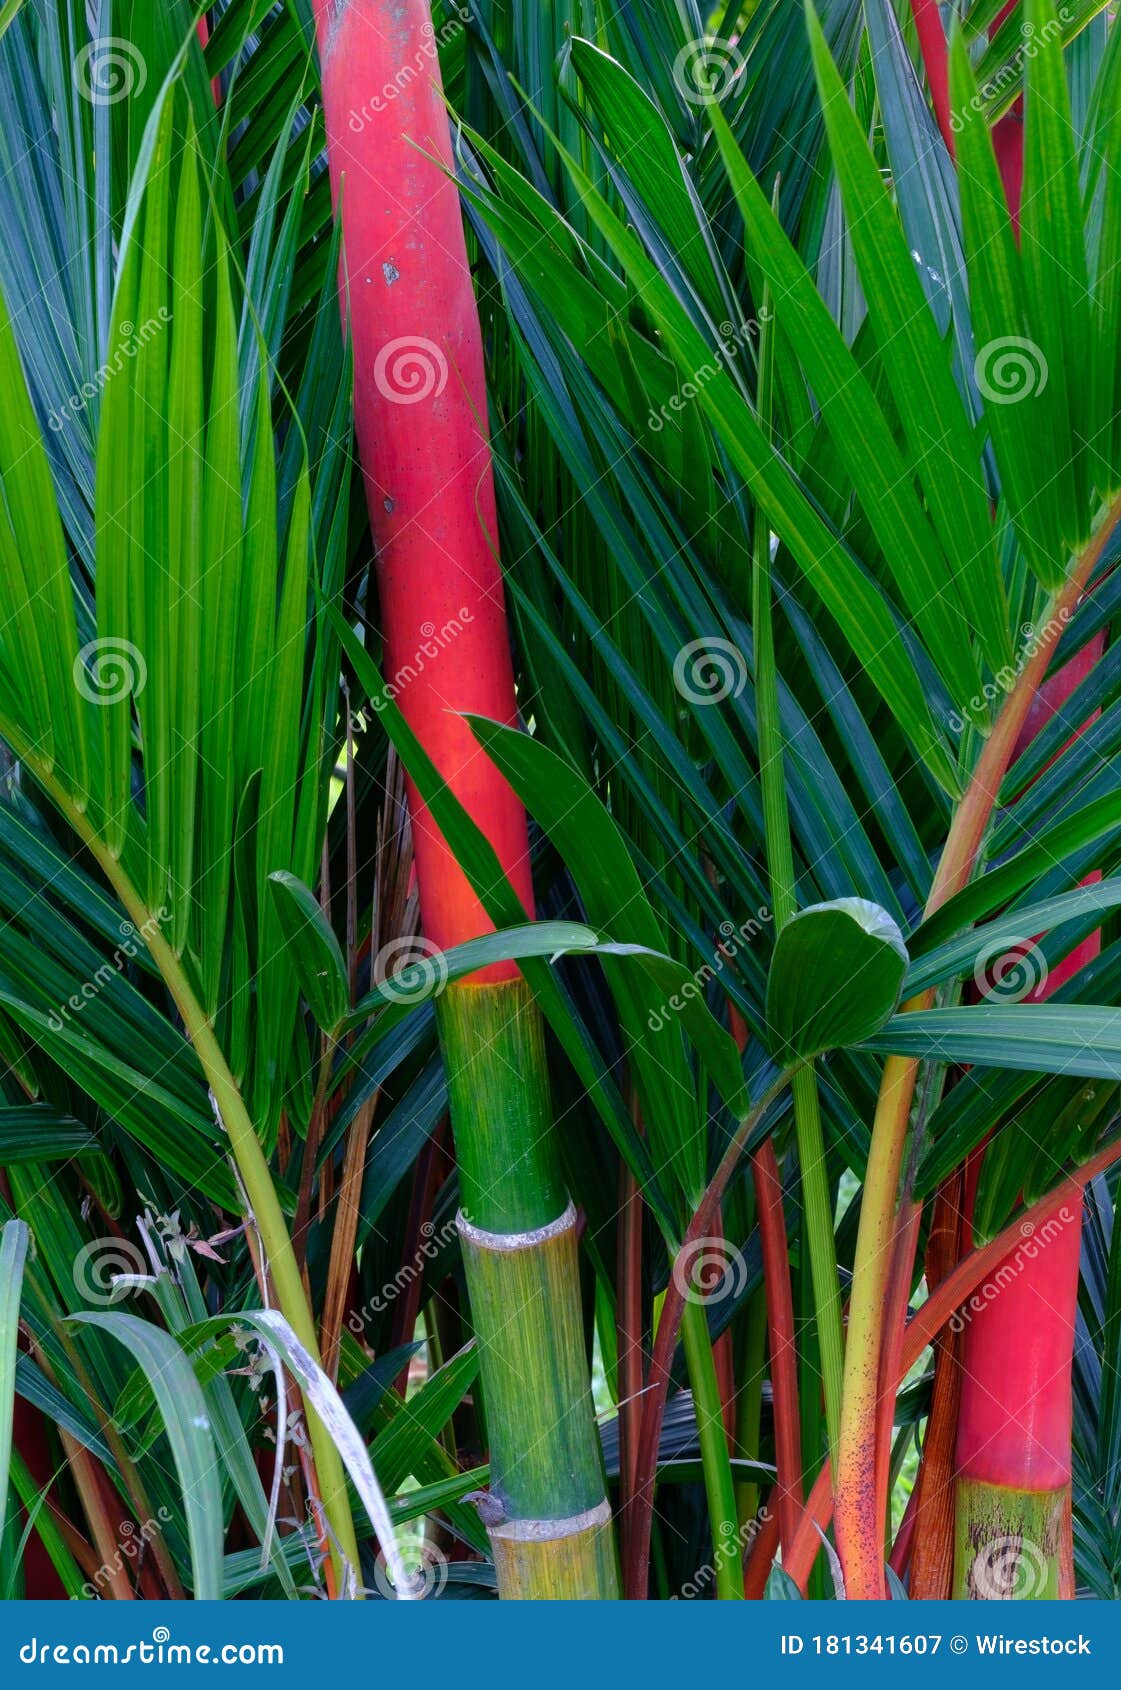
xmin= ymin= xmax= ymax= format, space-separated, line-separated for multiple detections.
xmin=752 ymin=1141 xmax=803 ymax=1557
xmin=733 ymin=1287 xmax=767 ymax=1527
xmin=907 ymin=1173 xmax=966 ymax=1599
xmin=58 ymin=1436 xmax=134 ymax=1601
xmin=320 ymin=1095 xmax=377 ymax=1381
xmin=874 ymin=1202 xmax=923 ymax=1552
xmin=785 ymin=1127 xmax=1121 ymax=1591
xmin=37 ymin=775 xmax=362 ymax=1591
xmin=616 ymin=1159 xmax=644 ymax=1528
xmin=951 ymin=632 xmax=1104 ymax=1596
xmin=625 ymin=1071 xmax=793 ymax=1597
xmin=834 ymin=502 xmax=1121 ymax=1597
xmin=117 ymin=878 xmax=360 ymax=1588
xmin=680 ymin=1300 xmax=742 ymax=1599
xmin=750 ymin=297 xmax=844 ymax=1456
xmin=8 ymin=1449 xmax=86 ymax=1599
xmin=292 ymin=1046 xmax=334 ymax=1273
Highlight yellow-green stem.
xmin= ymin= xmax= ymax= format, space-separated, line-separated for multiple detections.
xmin=952 ymin=1479 xmax=1064 ymax=1599
xmin=45 ymin=781 xmax=362 ymax=1592
xmin=751 ymin=281 xmax=844 ymax=1458
xmin=834 ymin=494 xmax=1121 ymax=1599
xmin=681 ymin=1299 xmax=743 ymax=1599
xmin=790 ymin=1064 xmax=844 ymax=1457
xmin=734 ymin=1286 xmax=767 ymax=1525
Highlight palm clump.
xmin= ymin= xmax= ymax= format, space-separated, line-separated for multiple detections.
xmin=0 ymin=0 xmax=1119 ymax=1606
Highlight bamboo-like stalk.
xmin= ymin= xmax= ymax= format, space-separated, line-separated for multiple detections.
xmin=312 ymin=0 xmax=616 ymax=1597
xmin=784 ymin=1129 xmax=1121 ymax=1591
xmin=953 ymin=1480 xmax=1063 ymax=1599
xmin=950 ymin=638 xmax=1102 ymax=1597
xmin=870 ymin=17 xmax=1094 ymax=1597
xmin=834 ymin=504 xmax=1121 ymax=1597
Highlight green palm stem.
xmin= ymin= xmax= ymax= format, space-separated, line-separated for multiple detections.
xmin=833 ymin=494 xmax=1121 ymax=1599
xmin=680 ymin=1299 xmax=742 ymax=1599
xmin=437 ymin=981 xmax=617 ymax=1598
xmin=733 ymin=1287 xmax=767 ymax=1526
xmin=28 ymin=770 xmax=362 ymax=1594
xmin=750 ymin=288 xmax=845 ymax=1459
xmin=626 ymin=1071 xmax=794 ymax=1596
